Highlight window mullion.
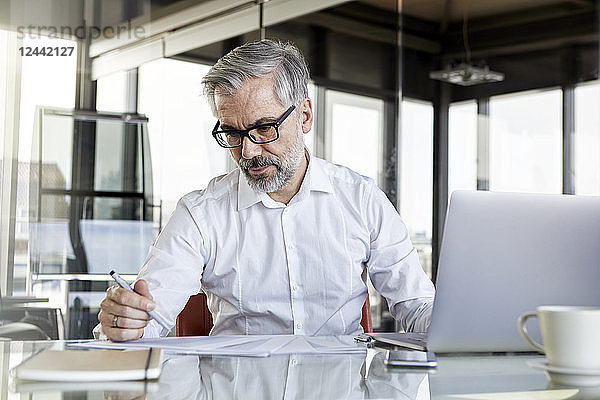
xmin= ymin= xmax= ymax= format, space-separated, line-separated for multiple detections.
xmin=1 ymin=31 xmax=23 ymax=296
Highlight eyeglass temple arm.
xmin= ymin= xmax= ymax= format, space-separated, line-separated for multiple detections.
xmin=275 ymin=105 xmax=296 ymax=128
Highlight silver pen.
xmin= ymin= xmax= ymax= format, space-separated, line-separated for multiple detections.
xmin=109 ymin=270 xmax=171 ymax=331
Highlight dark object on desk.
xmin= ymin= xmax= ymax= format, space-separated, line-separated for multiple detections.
xmin=176 ymin=293 xmax=373 ymax=336
xmin=385 ymin=350 xmax=437 ymax=368
xmin=68 ymin=296 xmax=95 ymax=340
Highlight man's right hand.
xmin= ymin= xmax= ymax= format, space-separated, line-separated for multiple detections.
xmin=98 ymin=279 xmax=156 ymax=342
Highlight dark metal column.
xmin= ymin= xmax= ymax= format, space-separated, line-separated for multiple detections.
xmin=123 ymin=68 xmax=140 ymax=219
xmin=75 ymin=0 xmax=97 ymax=112
xmin=562 ymin=85 xmax=575 ymax=194
xmin=125 ymin=68 xmax=138 ymax=114
xmin=477 ymin=98 xmax=490 ymax=191
xmin=70 ymin=0 xmax=97 ymax=272
xmin=388 ymin=4 xmax=402 ymax=209
xmin=431 ymin=82 xmax=450 ymax=283
xmin=309 ymin=26 xmax=328 ymax=159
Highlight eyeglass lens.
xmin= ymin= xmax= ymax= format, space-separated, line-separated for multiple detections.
xmin=217 ymin=125 xmax=277 ymax=147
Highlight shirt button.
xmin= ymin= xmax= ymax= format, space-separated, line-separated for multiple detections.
xmin=291 ymin=284 xmax=299 ymax=292
xmin=291 ymin=359 xmax=298 ymax=366
xmin=296 ymin=322 xmax=303 ymax=329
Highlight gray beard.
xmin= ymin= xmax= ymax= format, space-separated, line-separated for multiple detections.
xmin=239 ymin=131 xmax=304 ymax=193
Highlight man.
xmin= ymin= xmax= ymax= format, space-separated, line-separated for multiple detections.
xmin=97 ymin=39 xmax=434 ymax=342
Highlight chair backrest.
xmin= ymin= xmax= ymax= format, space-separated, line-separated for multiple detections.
xmin=176 ymin=294 xmax=373 ymax=336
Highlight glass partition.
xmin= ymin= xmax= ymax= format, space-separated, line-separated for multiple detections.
xmin=25 ymin=108 xmax=155 ymax=338
xmin=30 ymin=108 xmax=154 ymax=276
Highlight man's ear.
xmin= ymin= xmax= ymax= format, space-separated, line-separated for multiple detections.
xmin=299 ymin=97 xmax=313 ymax=134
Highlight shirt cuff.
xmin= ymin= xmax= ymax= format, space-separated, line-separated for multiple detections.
xmin=142 ymin=320 xmax=171 ymax=338
xmin=392 ymin=297 xmax=434 ymax=333
xmin=92 ymin=323 xmax=108 ymax=340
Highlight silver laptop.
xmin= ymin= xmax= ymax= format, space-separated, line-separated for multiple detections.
xmin=423 ymin=190 xmax=600 ymax=352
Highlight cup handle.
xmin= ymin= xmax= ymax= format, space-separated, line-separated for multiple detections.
xmin=518 ymin=312 xmax=544 ymax=353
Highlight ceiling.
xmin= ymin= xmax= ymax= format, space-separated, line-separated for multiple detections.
xmin=362 ymin=0 xmax=592 ymax=22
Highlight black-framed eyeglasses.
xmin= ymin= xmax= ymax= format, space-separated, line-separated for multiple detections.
xmin=212 ymin=105 xmax=296 ymax=148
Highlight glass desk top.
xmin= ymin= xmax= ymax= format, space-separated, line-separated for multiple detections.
xmin=1 ymin=339 xmax=596 ymax=400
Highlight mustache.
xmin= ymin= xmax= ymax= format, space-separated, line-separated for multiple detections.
xmin=239 ymin=156 xmax=281 ymax=171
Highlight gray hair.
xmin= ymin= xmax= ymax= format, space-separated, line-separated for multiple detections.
xmin=202 ymin=39 xmax=310 ymax=116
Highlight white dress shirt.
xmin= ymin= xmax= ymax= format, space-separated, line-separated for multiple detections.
xmin=139 ymin=154 xmax=435 ymax=337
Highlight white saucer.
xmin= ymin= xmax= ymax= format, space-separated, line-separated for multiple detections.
xmin=527 ymin=359 xmax=600 ymax=387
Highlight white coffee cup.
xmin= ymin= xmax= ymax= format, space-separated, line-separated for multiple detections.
xmin=518 ymin=306 xmax=600 ymax=370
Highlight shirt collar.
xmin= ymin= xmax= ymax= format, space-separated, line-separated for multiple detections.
xmin=305 ymin=152 xmax=334 ymax=194
xmin=237 ymin=169 xmax=262 ymax=211
xmin=236 ymin=149 xmax=334 ymax=211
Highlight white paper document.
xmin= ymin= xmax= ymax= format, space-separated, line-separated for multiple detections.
xmin=70 ymin=335 xmax=366 ymax=358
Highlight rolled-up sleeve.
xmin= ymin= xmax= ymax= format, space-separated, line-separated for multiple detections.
xmin=138 ymin=197 xmax=208 ymax=337
xmin=364 ymin=182 xmax=435 ymax=332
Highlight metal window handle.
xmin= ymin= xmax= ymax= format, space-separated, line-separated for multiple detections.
xmin=518 ymin=312 xmax=544 ymax=353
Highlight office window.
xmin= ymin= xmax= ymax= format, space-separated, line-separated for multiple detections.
xmin=448 ymin=101 xmax=478 ymax=198
xmin=138 ymin=58 xmax=228 ymax=224
xmin=574 ymin=82 xmax=600 ymax=195
xmin=14 ymin=34 xmax=78 ymax=294
xmin=489 ymin=89 xmax=562 ymax=194
xmin=400 ymin=99 xmax=433 ymax=277
xmin=326 ymin=90 xmax=383 ymax=183
xmin=0 ymin=30 xmax=6 ymax=201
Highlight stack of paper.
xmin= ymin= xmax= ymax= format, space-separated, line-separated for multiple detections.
xmin=274 ymin=336 xmax=366 ymax=355
xmin=71 ymin=335 xmax=366 ymax=358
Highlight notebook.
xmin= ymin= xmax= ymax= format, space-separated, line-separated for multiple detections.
xmin=11 ymin=348 xmax=162 ymax=381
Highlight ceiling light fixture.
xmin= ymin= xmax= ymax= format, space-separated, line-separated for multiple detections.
xmin=430 ymin=6 xmax=504 ymax=86
xmin=429 ymin=62 xmax=505 ymax=86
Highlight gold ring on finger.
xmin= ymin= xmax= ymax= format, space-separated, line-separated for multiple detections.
xmin=113 ymin=314 xmax=119 ymax=328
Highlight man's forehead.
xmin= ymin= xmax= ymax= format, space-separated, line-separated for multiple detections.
xmin=215 ymin=78 xmax=283 ymax=119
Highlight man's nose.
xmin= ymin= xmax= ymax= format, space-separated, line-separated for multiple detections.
xmin=241 ymin=136 xmax=262 ymax=159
